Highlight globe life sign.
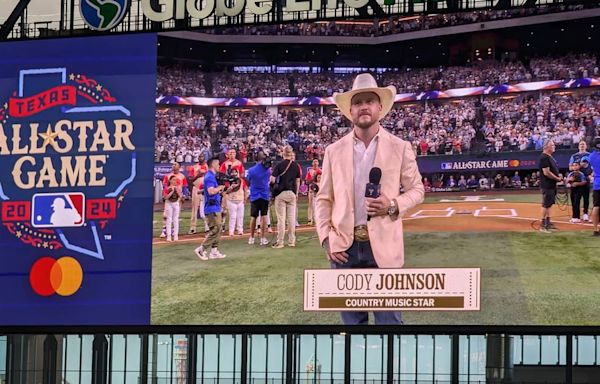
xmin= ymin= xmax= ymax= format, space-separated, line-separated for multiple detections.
xmin=140 ymin=0 xmax=366 ymax=20
xmin=139 ymin=0 xmax=533 ymax=21
xmin=80 ymin=0 xmax=130 ymax=31
xmin=79 ymin=0 xmax=536 ymax=29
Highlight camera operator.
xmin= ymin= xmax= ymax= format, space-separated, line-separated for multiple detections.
xmin=246 ymin=151 xmax=272 ymax=246
xmin=224 ymin=168 xmax=248 ymax=236
xmin=195 ymin=157 xmax=227 ymax=260
xmin=270 ymin=145 xmax=301 ymax=249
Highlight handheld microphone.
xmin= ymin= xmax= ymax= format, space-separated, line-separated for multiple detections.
xmin=365 ymin=167 xmax=382 ymax=221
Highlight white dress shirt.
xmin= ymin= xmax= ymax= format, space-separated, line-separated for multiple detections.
xmin=354 ymin=131 xmax=380 ymax=226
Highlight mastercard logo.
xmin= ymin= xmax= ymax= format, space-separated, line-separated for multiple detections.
xmin=29 ymin=257 xmax=83 ymax=297
xmin=509 ymin=160 xmax=520 ymax=167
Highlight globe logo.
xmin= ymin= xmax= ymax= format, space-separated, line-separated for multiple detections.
xmin=80 ymin=0 xmax=129 ymax=31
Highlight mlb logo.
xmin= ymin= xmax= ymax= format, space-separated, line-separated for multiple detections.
xmin=441 ymin=163 xmax=453 ymax=170
xmin=31 ymin=193 xmax=86 ymax=228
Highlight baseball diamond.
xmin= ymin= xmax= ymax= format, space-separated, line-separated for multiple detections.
xmin=152 ymin=190 xmax=600 ymax=325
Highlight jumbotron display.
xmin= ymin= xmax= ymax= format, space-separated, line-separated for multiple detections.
xmin=151 ymin=52 xmax=600 ymax=325
xmin=2 ymin=24 xmax=600 ymax=325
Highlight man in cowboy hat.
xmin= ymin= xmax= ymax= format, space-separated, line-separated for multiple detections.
xmin=315 ymin=73 xmax=425 ymax=325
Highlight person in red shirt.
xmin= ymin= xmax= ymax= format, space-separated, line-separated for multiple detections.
xmin=305 ymin=159 xmax=322 ymax=225
xmin=419 ymin=139 xmax=428 ymax=156
xmin=305 ymin=145 xmax=313 ymax=160
xmin=220 ymin=148 xmax=245 ymax=175
xmin=224 ymin=167 xmax=249 ymax=236
xmin=453 ymin=137 xmax=462 ymax=154
xmin=160 ymin=163 xmax=189 ymax=238
xmin=219 ymin=148 xmax=245 ymax=233
xmin=189 ymin=155 xmax=209 ymax=234
xmin=313 ymin=144 xmax=324 ymax=160
xmin=238 ymin=144 xmax=248 ymax=164
xmin=163 ymin=175 xmax=183 ymax=242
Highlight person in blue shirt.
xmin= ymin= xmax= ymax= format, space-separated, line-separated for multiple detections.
xmin=570 ymin=141 xmax=591 ymax=221
xmin=569 ymin=141 xmax=590 ymax=166
xmin=467 ymin=175 xmax=478 ymax=189
xmin=511 ymin=171 xmax=522 ymax=188
xmin=195 ymin=157 xmax=227 ymax=260
xmin=580 ymin=156 xmax=593 ymax=221
xmin=246 ymin=151 xmax=272 ymax=246
xmin=447 ymin=175 xmax=456 ymax=188
xmin=588 ymin=137 xmax=600 ymax=236
xmin=566 ymin=161 xmax=588 ymax=223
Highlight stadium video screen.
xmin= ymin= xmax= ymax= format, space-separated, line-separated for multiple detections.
xmin=2 ymin=33 xmax=600 ymax=326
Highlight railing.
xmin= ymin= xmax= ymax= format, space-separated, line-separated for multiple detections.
xmin=2 ymin=331 xmax=600 ymax=383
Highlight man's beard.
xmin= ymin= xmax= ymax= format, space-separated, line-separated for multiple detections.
xmin=354 ymin=115 xmax=376 ymax=129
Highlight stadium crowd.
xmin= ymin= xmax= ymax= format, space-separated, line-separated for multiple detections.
xmin=479 ymin=92 xmax=600 ymax=154
xmin=202 ymin=5 xmax=588 ymax=37
xmin=155 ymin=90 xmax=600 ymax=162
xmin=155 ymin=107 xmax=346 ymax=163
xmin=157 ymin=66 xmax=206 ymax=97
xmin=211 ymin=73 xmax=291 ymax=98
xmin=530 ymin=53 xmax=599 ymax=80
xmin=157 ymin=54 xmax=599 ymax=97
xmin=423 ymin=171 xmax=546 ymax=192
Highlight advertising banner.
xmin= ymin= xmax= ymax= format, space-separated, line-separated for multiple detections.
xmin=156 ymin=78 xmax=600 ymax=107
xmin=416 ymin=150 xmax=574 ymax=174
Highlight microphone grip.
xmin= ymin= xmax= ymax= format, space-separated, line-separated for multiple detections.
xmin=365 ymin=183 xmax=381 ymax=221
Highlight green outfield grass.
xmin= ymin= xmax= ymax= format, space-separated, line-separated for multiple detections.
xmin=152 ymin=230 xmax=600 ymax=325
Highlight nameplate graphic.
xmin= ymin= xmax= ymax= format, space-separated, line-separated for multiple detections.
xmin=304 ymin=268 xmax=480 ymax=311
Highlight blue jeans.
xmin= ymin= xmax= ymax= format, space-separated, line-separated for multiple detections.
xmin=331 ymin=241 xmax=403 ymax=325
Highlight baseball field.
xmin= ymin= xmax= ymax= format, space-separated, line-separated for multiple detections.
xmin=151 ymin=190 xmax=600 ymax=325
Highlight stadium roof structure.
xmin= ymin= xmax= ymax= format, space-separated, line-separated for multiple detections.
xmin=156 ymin=13 xmax=599 ymax=69
xmin=0 ymin=0 xmax=597 ymax=40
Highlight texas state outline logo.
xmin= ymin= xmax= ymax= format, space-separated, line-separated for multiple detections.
xmin=0 ymin=67 xmax=138 ymax=297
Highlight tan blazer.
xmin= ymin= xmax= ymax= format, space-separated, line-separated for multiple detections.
xmin=315 ymin=128 xmax=424 ymax=268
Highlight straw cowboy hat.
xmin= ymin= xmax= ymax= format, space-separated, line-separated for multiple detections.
xmin=333 ymin=73 xmax=396 ymax=122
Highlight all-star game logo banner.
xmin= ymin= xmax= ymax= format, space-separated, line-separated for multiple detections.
xmin=0 ymin=34 xmax=156 ymax=325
